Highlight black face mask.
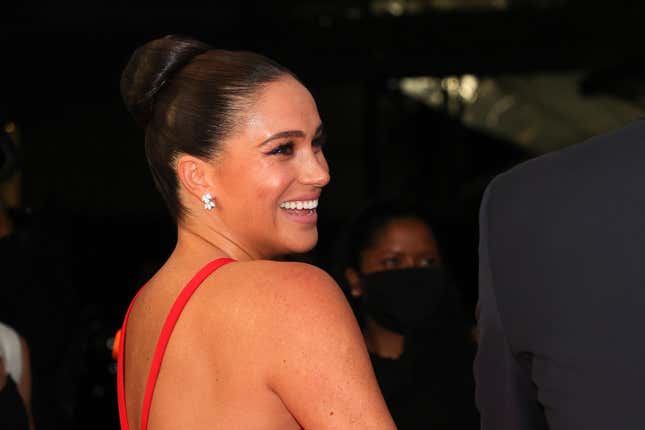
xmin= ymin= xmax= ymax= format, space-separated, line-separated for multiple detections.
xmin=360 ymin=267 xmax=446 ymax=335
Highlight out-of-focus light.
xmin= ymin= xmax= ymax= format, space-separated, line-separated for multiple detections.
xmin=427 ymin=91 xmax=445 ymax=107
xmin=387 ymin=1 xmax=405 ymax=16
xmin=431 ymin=0 xmax=508 ymax=10
xmin=371 ymin=0 xmax=509 ymax=14
xmin=4 ymin=122 xmax=16 ymax=134
xmin=459 ymin=74 xmax=479 ymax=103
xmin=401 ymin=77 xmax=429 ymax=94
xmin=400 ymin=77 xmax=445 ymax=107
xmin=486 ymin=95 xmax=516 ymax=127
xmin=442 ymin=76 xmax=460 ymax=95
xmin=400 ymin=77 xmax=442 ymax=95
xmin=400 ymin=74 xmax=481 ymax=110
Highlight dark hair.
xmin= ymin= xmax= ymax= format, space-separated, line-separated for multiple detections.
xmin=335 ymin=199 xmax=439 ymax=274
xmin=121 ymin=35 xmax=296 ymax=220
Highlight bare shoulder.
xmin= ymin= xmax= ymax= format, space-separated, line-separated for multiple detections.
xmin=206 ymin=260 xmax=349 ymax=321
xmin=213 ymin=259 xmax=360 ymax=351
xmin=217 ymin=259 xmax=335 ymax=285
xmin=191 ymin=261 xmax=393 ymax=428
xmin=212 ymin=260 xmax=342 ymax=298
xmin=196 ymin=259 xmax=359 ymax=372
xmin=210 ymin=261 xmax=394 ymax=428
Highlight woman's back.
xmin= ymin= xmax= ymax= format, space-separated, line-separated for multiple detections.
xmin=122 ymin=257 xmax=299 ymax=429
xmin=121 ymin=258 xmax=393 ymax=429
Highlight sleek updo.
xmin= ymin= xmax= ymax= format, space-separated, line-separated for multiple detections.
xmin=121 ymin=35 xmax=296 ymax=220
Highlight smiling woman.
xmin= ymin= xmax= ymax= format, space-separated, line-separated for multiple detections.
xmin=116 ymin=35 xmax=395 ymax=430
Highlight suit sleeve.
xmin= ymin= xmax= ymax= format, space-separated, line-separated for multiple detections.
xmin=474 ymin=181 xmax=548 ymax=430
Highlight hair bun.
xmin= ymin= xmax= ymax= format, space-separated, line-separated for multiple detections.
xmin=120 ymin=35 xmax=211 ymax=128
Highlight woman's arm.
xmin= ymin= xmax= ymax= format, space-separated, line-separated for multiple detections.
xmin=258 ymin=263 xmax=396 ymax=429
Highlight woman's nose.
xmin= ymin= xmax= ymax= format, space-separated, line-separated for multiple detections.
xmin=300 ymin=151 xmax=330 ymax=187
xmin=400 ymin=257 xmax=416 ymax=269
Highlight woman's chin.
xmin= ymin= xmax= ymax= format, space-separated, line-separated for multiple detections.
xmin=283 ymin=230 xmax=318 ymax=255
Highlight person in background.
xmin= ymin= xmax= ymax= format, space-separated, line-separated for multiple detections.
xmin=0 ymin=321 xmax=34 ymax=430
xmin=116 ymin=35 xmax=395 ymax=430
xmin=336 ymin=200 xmax=479 ymax=429
xmin=0 ymin=120 xmax=82 ymax=429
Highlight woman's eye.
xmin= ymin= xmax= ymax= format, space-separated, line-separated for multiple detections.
xmin=266 ymin=142 xmax=294 ymax=156
xmin=382 ymin=257 xmax=401 ymax=269
xmin=419 ymin=257 xmax=437 ymax=267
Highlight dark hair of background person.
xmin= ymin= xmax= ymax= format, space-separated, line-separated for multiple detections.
xmin=120 ymin=34 xmax=298 ymax=221
xmin=334 ymin=199 xmax=441 ymax=274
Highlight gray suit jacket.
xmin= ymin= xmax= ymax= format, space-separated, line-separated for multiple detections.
xmin=475 ymin=120 xmax=645 ymax=429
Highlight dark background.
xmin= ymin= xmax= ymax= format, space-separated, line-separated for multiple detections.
xmin=1 ymin=1 xmax=643 ymax=428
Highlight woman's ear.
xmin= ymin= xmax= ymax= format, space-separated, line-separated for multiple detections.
xmin=344 ymin=267 xmax=364 ymax=298
xmin=176 ymin=155 xmax=214 ymax=202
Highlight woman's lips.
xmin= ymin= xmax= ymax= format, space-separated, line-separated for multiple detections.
xmin=280 ymin=207 xmax=318 ymax=224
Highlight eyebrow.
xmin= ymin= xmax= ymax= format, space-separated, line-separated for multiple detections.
xmin=258 ymin=123 xmax=324 ymax=146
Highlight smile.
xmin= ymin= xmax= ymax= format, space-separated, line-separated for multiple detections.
xmin=279 ymin=199 xmax=318 ymax=210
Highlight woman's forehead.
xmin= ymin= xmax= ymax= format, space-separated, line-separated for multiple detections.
xmin=371 ymin=218 xmax=436 ymax=249
xmin=242 ymin=77 xmax=320 ymax=138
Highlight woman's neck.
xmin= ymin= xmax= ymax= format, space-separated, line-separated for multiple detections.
xmin=176 ymin=222 xmax=257 ymax=262
xmin=363 ymin=316 xmax=406 ymax=359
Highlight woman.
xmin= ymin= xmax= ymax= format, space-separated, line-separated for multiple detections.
xmin=116 ymin=35 xmax=395 ymax=430
xmin=337 ymin=202 xmax=478 ymax=429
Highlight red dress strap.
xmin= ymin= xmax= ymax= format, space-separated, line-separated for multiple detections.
xmin=117 ymin=258 xmax=235 ymax=430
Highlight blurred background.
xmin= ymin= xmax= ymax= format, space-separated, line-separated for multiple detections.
xmin=1 ymin=0 xmax=643 ymax=428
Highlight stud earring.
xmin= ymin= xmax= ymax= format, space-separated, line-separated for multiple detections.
xmin=201 ymin=192 xmax=215 ymax=211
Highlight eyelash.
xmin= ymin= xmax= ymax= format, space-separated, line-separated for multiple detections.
xmin=380 ymin=256 xmax=437 ymax=268
xmin=266 ymin=142 xmax=294 ymax=156
xmin=383 ymin=257 xmax=401 ymax=267
xmin=265 ymin=135 xmax=326 ymax=156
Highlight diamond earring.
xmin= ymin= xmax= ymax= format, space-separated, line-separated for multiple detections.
xmin=201 ymin=192 xmax=215 ymax=211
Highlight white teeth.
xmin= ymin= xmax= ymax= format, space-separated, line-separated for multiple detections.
xmin=280 ymin=199 xmax=319 ymax=210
